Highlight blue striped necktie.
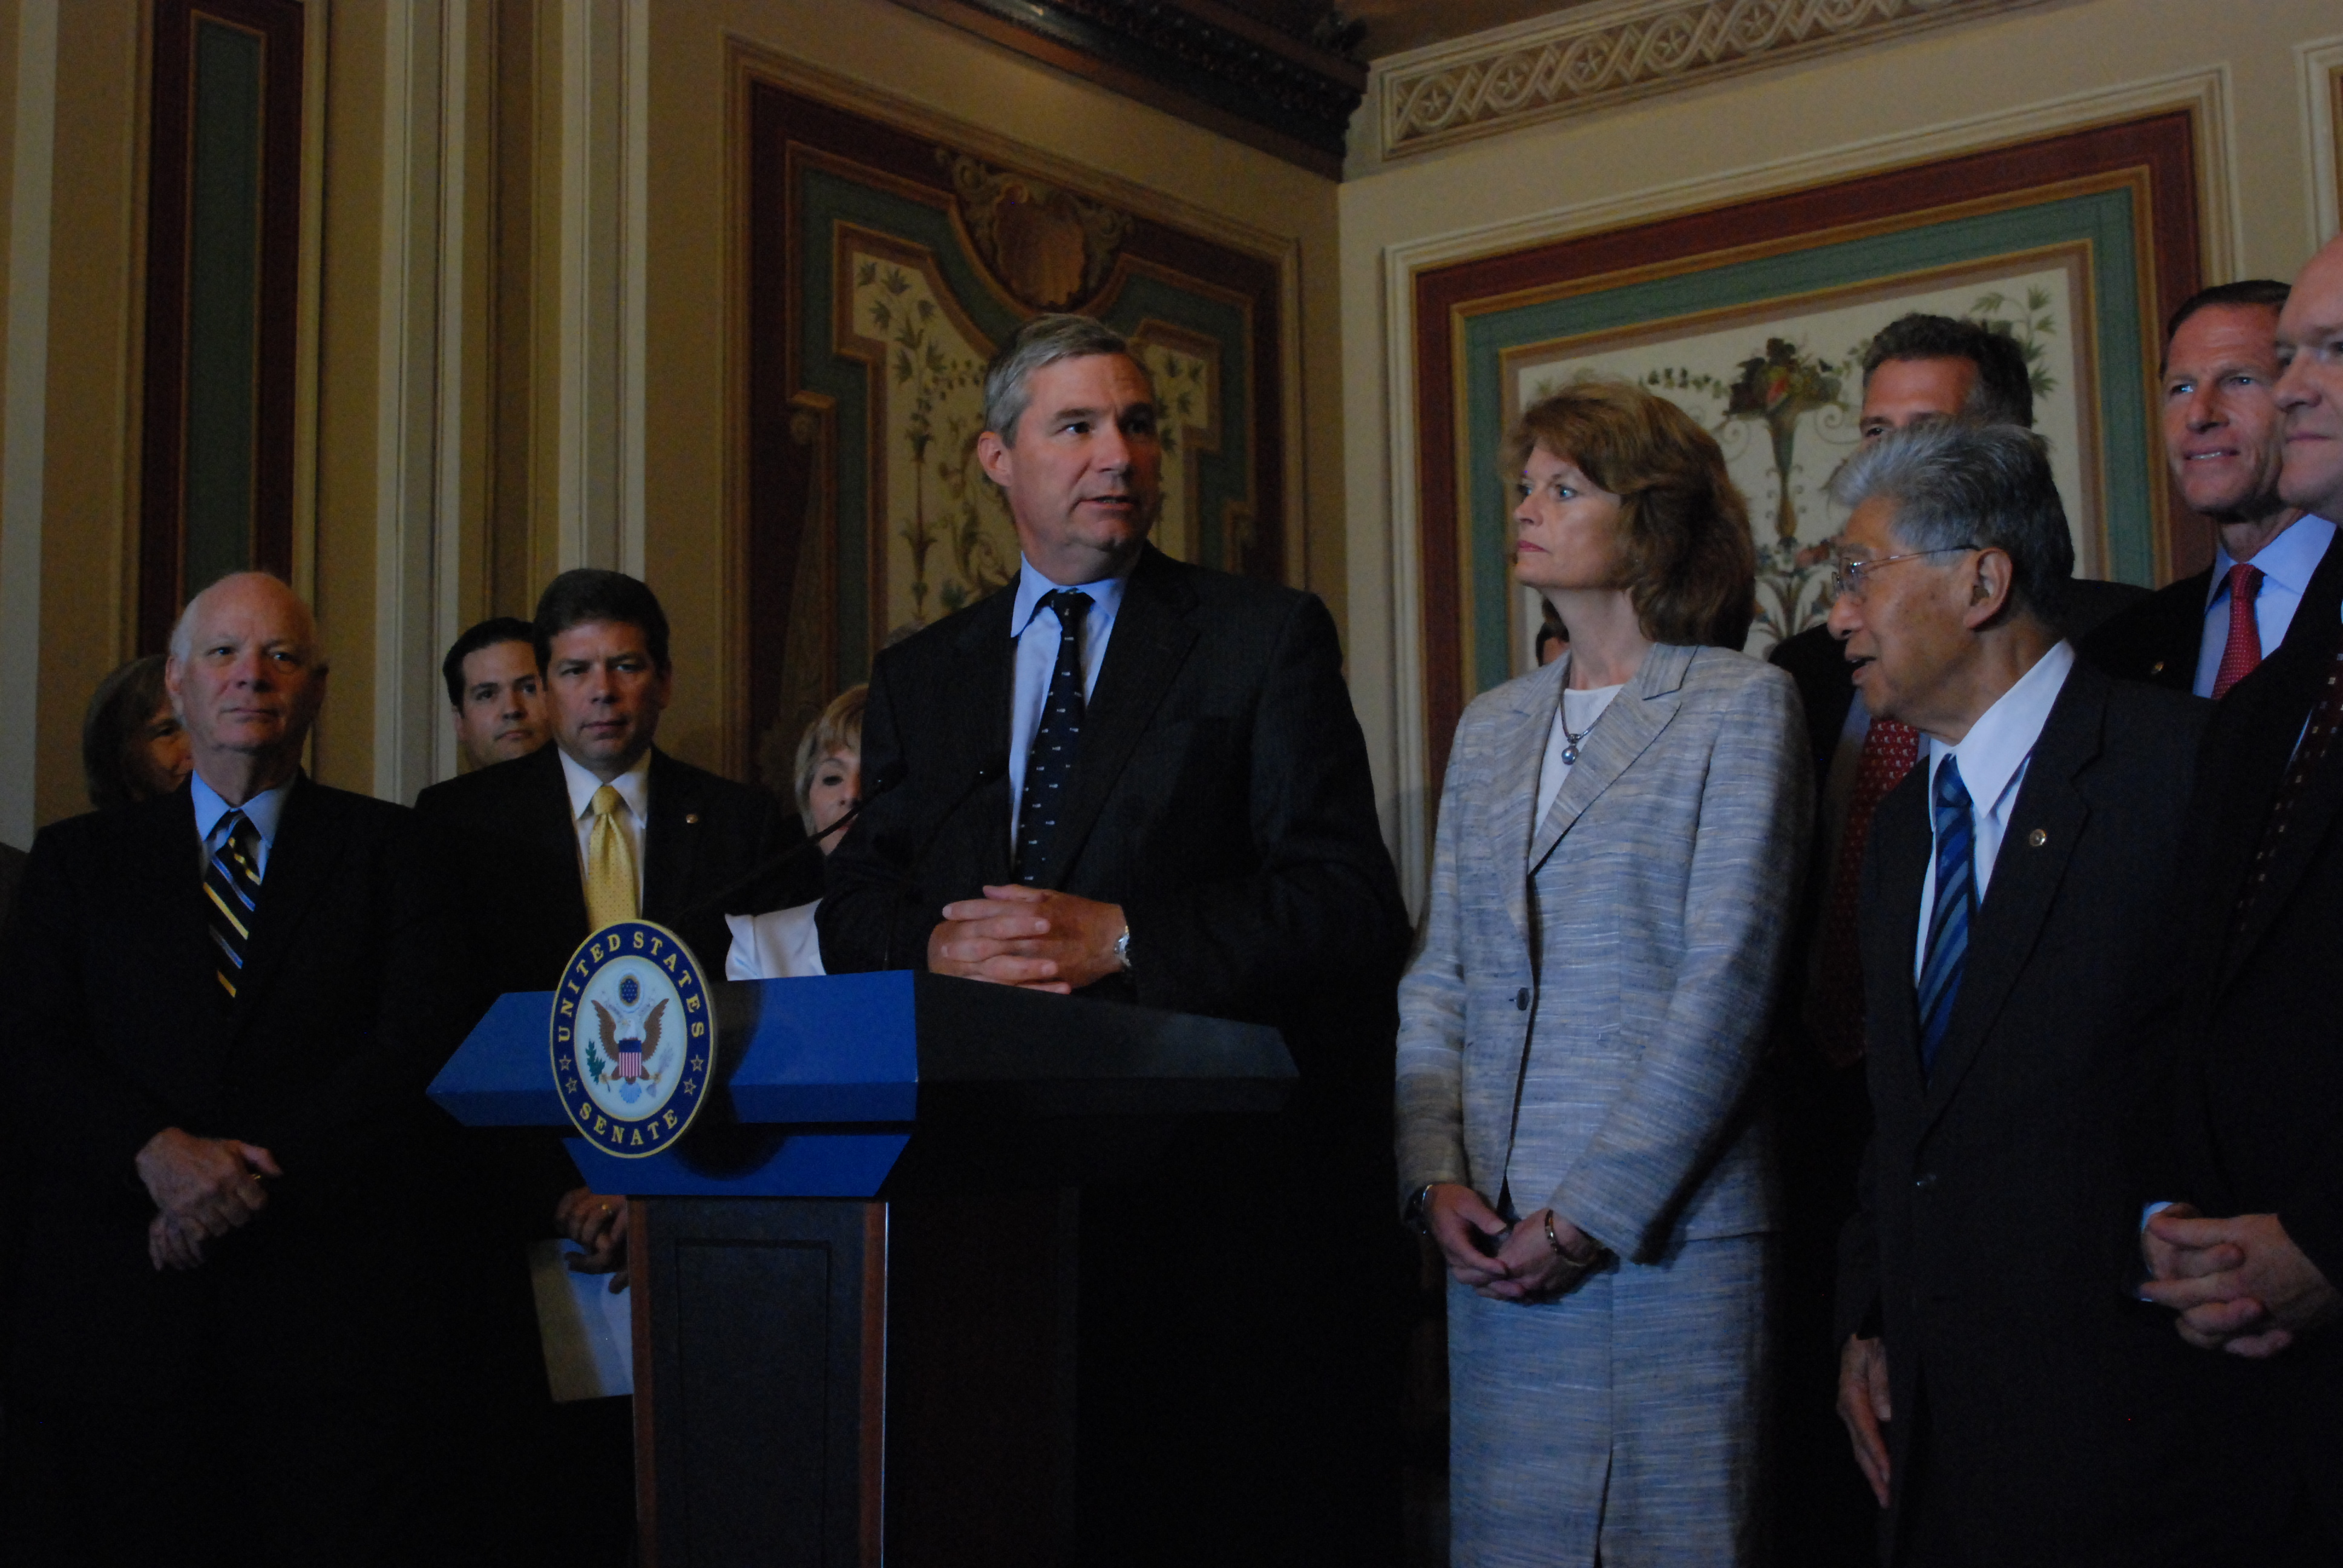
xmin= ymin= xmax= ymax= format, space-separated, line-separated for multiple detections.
xmin=1917 ymin=757 xmax=1973 ymax=1079
xmin=1015 ymin=590 xmax=1091 ymax=885
xmin=205 ymin=810 xmax=263 ymax=1004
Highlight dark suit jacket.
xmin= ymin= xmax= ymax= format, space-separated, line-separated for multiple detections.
xmin=1837 ymin=661 xmax=2206 ymax=1562
xmin=1 ymin=779 xmax=472 ymax=1402
xmin=2143 ymin=595 xmax=2343 ymax=1276
xmin=819 ymin=544 xmax=1409 ymax=1088
xmin=0 ymin=840 xmax=25 ymax=927
xmin=415 ymin=742 xmax=790 ymax=1013
xmin=818 ymin=546 xmax=1411 ymax=1557
xmin=2082 ymin=525 xmax=2343 ymax=694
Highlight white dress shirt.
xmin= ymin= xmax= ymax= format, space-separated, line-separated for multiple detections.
xmin=2194 ymin=514 xmax=2337 ymax=697
xmin=558 ymin=747 xmax=651 ymax=907
xmin=191 ymin=769 xmax=295 ymax=878
xmin=1006 ymin=554 xmax=1134 ymax=848
xmin=1533 ymin=683 xmax=1624 ymax=833
xmin=724 ymin=901 xmax=827 ymax=979
xmin=1913 ymin=640 xmax=2076 ymax=979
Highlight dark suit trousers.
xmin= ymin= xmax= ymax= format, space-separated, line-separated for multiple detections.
xmin=4 ymin=1381 xmax=473 ymax=1568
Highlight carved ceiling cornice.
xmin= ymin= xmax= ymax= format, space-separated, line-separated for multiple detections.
xmin=1374 ymin=0 xmax=2051 ymax=162
xmin=890 ymin=0 xmax=1368 ymax=178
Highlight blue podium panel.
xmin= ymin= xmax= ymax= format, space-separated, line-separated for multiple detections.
xmin=431 ymin=971 xmax=924 ymax=1128
xmin=429 ymin=970 xmax=1295 ymax=1199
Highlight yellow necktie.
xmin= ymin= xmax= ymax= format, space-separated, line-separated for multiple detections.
xmin=584 ymin=784 xmax=638 ymax=929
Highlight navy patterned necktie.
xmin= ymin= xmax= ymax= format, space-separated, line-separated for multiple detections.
xmin=1015 ymin=590 xmax=1092 ymax=885
xmin=205 ymin=810 xmax=264 ymax=1004
xmin=1916 ymin=757 xmax=1974 ymax=1079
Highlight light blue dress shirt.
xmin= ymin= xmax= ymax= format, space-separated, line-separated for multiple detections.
xmin=1913 ymin=641 xmax=2076 ymax=979
xmin=1006 ymin=555 xmax=1133 ymax=847
xmin=2194 ymin=514 xmax=2337 ymax=697
xmin=190 ymin=769 xmax=295 ymax=879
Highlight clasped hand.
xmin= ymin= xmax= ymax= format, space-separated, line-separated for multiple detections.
xmin=556 ymin=1186 xmax=630 ymax=1294
xmin=136 ymin=1126 xmax=281 ymax=1272
xmin=2137 ymin=1204 xmax=2341 ymax=1357
xmin=1421 ymin=1183 xmax=1598 ymax=1303
xmin=927 ymin=884 xmax=1126 ymax=993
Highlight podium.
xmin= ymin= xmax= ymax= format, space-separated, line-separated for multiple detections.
xmin=429 ymin=970 xmax=1296 ymax=1568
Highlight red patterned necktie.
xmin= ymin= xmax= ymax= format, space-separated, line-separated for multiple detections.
xmin=2233 ymin=639 xmax=2343 ymax=934
xmin=1806 ymin=716 xmax=1921 ymax=1067
xmin=2210 ymin=563 xmax=2265 ymax=700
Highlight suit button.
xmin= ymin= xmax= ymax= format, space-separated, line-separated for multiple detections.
xmin=1913 ymin=1172 xmax=1938 ymax=1189
xmin=1515 ymin=988 xmax=1529 ymax=1011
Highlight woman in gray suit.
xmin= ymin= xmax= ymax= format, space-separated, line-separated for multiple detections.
xmin=1398 ymin=379 xmax=1811 ymax=1565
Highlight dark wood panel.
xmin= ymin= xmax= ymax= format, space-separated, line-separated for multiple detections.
xmin=138 ymin=0 xmax=304 ymax=652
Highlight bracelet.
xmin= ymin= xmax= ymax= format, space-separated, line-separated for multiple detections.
xmin=1544 ymin=1211 xmax=1604 ymax=1267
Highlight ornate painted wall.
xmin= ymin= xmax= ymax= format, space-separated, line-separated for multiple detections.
xmin=742 ymin=76 xmax=1291 ymax=786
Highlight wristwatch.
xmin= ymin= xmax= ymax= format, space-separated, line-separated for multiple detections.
xmin=1113 ymin=925 xmax=1133 ymax=973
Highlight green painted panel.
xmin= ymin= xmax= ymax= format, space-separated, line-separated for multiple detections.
xmin=183 ymin=18 xmax=264 ymax=597
xmin=1460 ymin=188 xmax=2151 ymax=694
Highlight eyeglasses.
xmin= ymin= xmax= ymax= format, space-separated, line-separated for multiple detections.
xmin=1830 ymin=546 xmax=1973 ymax=603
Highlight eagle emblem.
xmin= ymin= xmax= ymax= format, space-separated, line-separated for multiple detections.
xmin=550 ymin=919 xmax=715 ymax=1158
xmin=590 ymin=995 xmax=667 ymax=1094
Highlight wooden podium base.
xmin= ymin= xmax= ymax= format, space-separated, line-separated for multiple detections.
xmin=631 ymin=1191 xmax=1080 ymax=1568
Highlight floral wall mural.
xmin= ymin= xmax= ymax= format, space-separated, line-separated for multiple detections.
xmin=1511 ymin=261 xmax=2089 ymax=655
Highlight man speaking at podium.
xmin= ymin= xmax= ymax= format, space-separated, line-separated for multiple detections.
xmin=819 ymin=314 xmax=1411 ymax=1564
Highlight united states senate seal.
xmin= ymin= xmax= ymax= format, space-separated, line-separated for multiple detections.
xmin=551 ymin=920 xmax=715 ymax=1157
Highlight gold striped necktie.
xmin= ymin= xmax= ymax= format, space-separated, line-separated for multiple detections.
xmin=584 ymin=783 xmax=639 ymax=929
xmin=204 ymin=811 xmax=263 ymax=1002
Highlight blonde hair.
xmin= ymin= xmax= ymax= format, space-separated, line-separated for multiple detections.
xmin=1503 ymin=380 xmax=1756 ymax=648
xmin=792 ymin=684 xmax=867 ymax=833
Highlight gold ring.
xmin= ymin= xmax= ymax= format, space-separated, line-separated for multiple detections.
xmin=600 ymin=1203 xmax=615 ymax=1216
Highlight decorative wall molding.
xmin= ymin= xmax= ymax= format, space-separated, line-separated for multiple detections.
xmin=554 ymin=0 xmax=650 ymax=581
xmin=2301 ymin=36 xmax=2343 ymax=247
xmin=373 ymin=0 xmax=471 ymax=802
xmin=1375 ymin=0 xmax=2050 ymax=160
xmin=888 ymin=0 xmax=1364 ymax=177
xmin=0 ymin=0 xmax=58 ymax=848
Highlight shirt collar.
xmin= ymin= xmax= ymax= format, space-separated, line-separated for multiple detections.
xmin=1931 ymin=639 xmax=2076 ymax=816
xmin=559 ymin=745 xmax=653 ymax=823
xmin=1010 ymin=553 xmax=1136 ymax=638
xmin=2207 ymin=513 xmax=2337 ymax=606
xmin=191 ymin=769 xmax=297 ymax=848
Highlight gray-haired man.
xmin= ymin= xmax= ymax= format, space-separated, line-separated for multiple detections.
xmin=1825 ymin=423 xmax=2210 ymax=1564
xmin=820 ymin=314 xmax=1410 ymax=1564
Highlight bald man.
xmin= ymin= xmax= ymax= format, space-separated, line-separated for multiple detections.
xmin=0 ymin=575 xmax=496 ymax=1564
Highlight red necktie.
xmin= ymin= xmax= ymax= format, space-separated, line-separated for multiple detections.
xmin=1806 ymin=717 xmax=1921 ymax=1067
xmin=2210 ymin=563 xmax=2265 ymax=700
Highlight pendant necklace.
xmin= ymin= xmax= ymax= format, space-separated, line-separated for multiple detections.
xmin=1559 ymin=716 xmax=1593 ymax=768
xmin=1559 ymin=691 xmax=1599 ymax=767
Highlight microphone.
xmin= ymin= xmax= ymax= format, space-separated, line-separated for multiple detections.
xmin=673 ymin=769 xmax=905 ymax=927
xmin=883 ymin=751 xmax=1010 ymax=971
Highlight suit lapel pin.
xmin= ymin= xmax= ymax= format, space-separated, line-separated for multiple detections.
xmin=2027 ymin=828 xmax=2047 ymax=848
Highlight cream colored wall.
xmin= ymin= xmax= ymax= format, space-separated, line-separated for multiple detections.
xmin=1339 ymin=0 xmax=2343 ymax=900
xmin=21 ymin=1 xmax=140 ymax=829
xmin=310 ymin=0 xmax=388 ymax=792
xmin=641 ymin=0 xmax=1346 ymax=774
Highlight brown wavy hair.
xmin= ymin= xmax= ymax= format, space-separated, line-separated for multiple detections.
xmin=1502 ymin=379 xmax=1756 ymax=648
